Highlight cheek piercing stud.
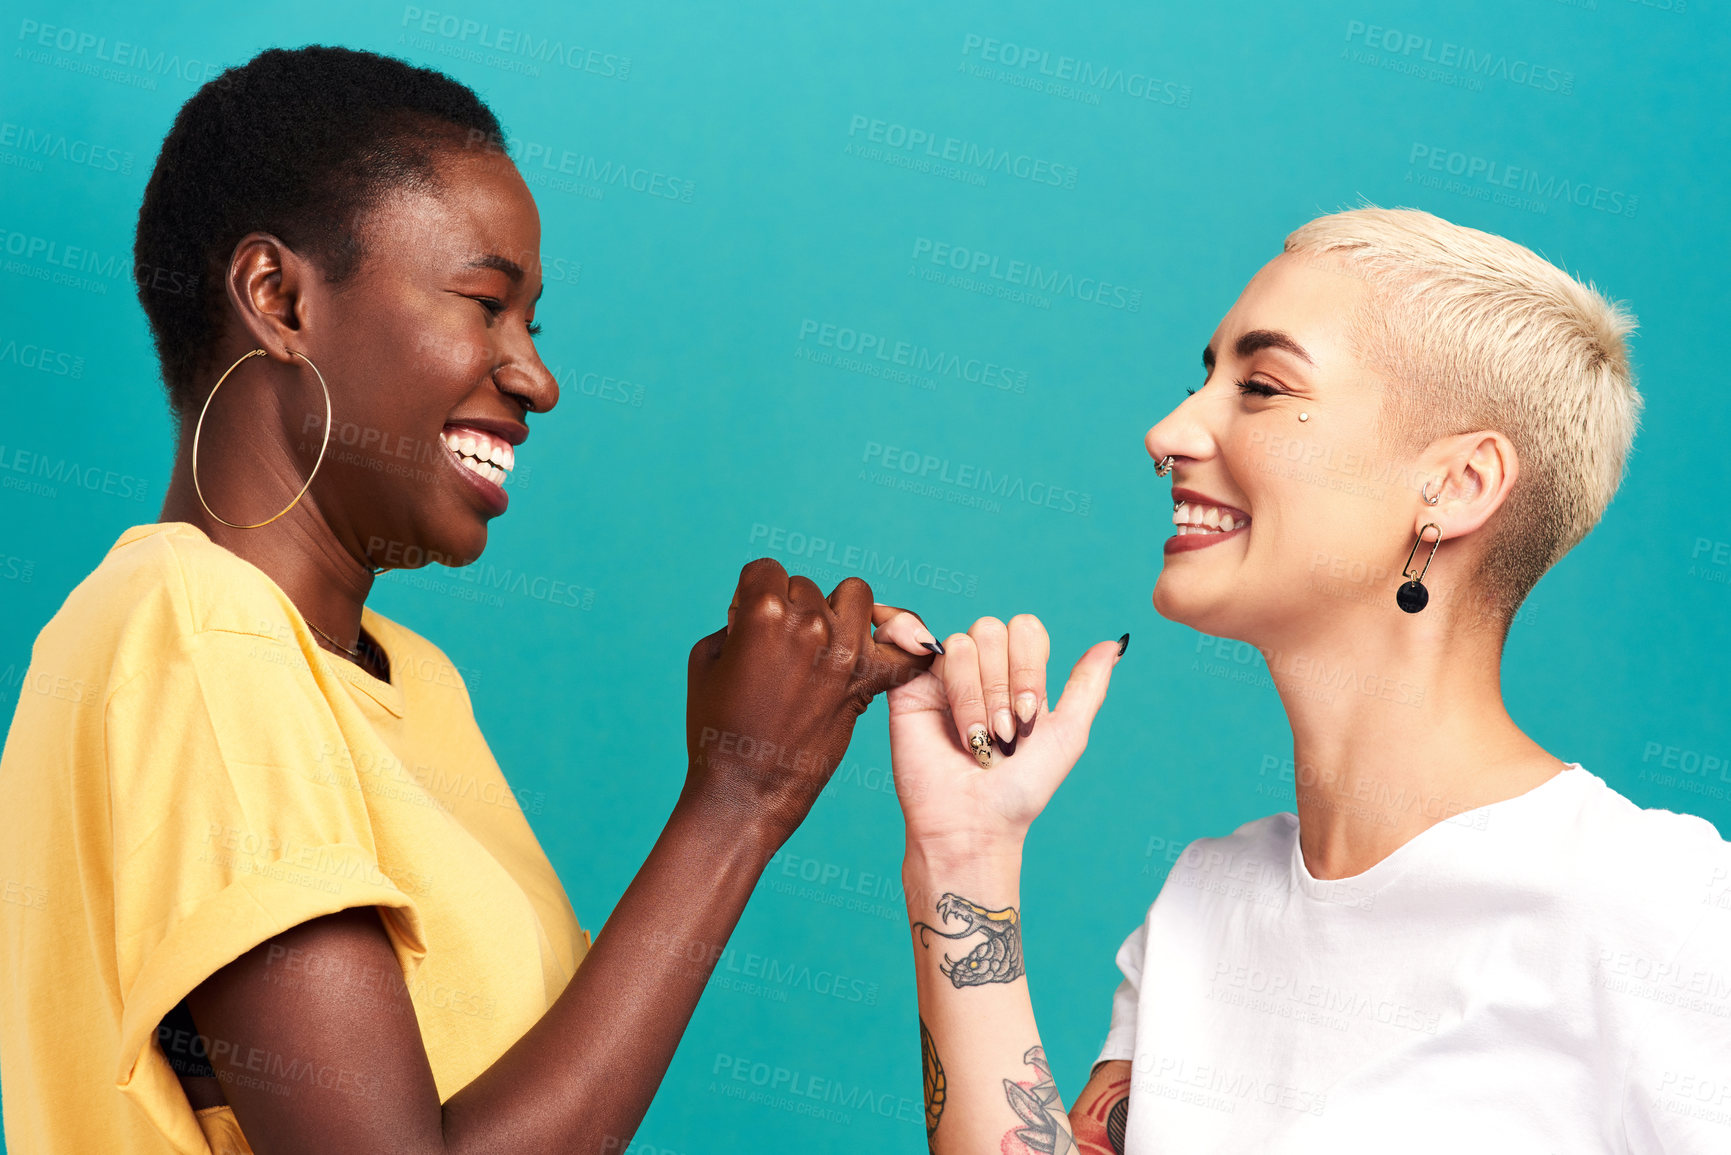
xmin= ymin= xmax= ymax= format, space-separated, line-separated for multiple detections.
xmin=1298 ymin=412 xmax=1310 ymax=422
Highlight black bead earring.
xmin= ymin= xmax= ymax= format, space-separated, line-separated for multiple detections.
xmin=1396 ymin=523 xmax=1442 ymax=613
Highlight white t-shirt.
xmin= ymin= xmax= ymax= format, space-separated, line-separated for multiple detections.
xmin=1096 ymin=763 xmax=1731 ymax=1153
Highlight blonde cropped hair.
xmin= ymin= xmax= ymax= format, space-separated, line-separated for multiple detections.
xmin=1284 ymin=206 xmax=1641 ymax=627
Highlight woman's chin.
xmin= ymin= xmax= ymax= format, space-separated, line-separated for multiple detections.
xmin=368 ymin=517 xmax=488 ymax=571
xmin=1152 ymin=574 xmax=1234 ymax=636
xmin=433 ymin=508 xmax=493 ymax=567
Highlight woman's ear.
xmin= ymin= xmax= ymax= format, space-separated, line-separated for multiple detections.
xmin=224 ymin=232 xmax=310 ymax=358
xmin=1423 ymin=430 xmax=1519 ymax=540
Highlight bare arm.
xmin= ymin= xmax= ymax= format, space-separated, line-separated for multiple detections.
xmin=905 ymin=847 xmax=1078 ymax=1154
xmin=1070 ymin=1060 xmax=1132 ymax=1155
xmin=888 ymin=615 xmax=1126 ymax=1154
xmin=188 ymin=796 xmax=777 ymax=1155
xmin=904 ymin=861 xmax=1130 ymax=1155
xmin=179 ymin=563 xmax=935 ymax=1155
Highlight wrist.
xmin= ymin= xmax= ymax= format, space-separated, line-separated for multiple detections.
xmin=667 ymin=787 xmax=786 ymax=870
xmin=902 ymin=831 xmax=1026 ymax=875
xmin=902 ymin=839 xmax=1024 ymax=905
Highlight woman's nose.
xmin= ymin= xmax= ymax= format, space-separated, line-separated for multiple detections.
xmin=1145 ymin=394 xmax=1212 ymax=470
xmin=501 ymin=352 xmax=560 ymax=415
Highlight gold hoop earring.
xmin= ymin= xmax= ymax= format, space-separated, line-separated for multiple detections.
xmin=191 ymin=348 xmax=332 ymax=529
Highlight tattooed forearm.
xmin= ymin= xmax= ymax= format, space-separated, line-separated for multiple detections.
xmin=1107 ymin=1097 xmax=1128 ymax=1154
xmin=1077 ymin=1074 xmax=1132 ymax=1155
xmin=1004 ymin=1046 xmax=1077 ymax=1154
xmin=920 ymin=1016 xmax=945 ymax=1146
xmin=910 ymin=892 xmax=1024 ymax=988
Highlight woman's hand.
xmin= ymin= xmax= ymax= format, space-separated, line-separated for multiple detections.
xmin=684 ymin=558 xmax=938 ymax=847
xmin=888 ymin=615 xmax=1125 ymax=858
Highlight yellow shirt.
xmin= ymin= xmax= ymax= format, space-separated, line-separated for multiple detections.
xmin=0 ymin=522 xmax=590 ymax=1154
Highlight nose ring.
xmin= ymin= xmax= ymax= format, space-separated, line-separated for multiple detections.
xmin=1154 ymin=455 xmax=1175 ymax=477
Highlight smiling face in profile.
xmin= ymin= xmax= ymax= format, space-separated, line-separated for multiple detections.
xmin=306 ymin=143 xmax=560 ymax=570
xmin=1144 ymin=252 xmax=1422 ymax=647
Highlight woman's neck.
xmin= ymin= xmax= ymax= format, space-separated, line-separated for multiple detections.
xmin=159 ymin=448 xmax=379 ymax=674
xmin=1260 ymin=613 xmax=1566 ymax=880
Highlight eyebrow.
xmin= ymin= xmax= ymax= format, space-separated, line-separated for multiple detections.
xmin=1201 ymin=328 xmax=1315 ymax=372
xmin=465 ymin=254 xmax=545 ymax=304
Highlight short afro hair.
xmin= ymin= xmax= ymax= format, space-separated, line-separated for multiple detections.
xmin=133 ymin=45 xmax=506 ymax=413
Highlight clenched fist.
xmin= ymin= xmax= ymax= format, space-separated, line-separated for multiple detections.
xmin=684 ymin=558 xmax=938 ymax=847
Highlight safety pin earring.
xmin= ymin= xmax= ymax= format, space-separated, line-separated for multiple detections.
xmin=1396 ymin=523 xmax=1442 ymax=613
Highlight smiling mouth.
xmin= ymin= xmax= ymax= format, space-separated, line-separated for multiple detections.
xmin=1172 ymin=498 xmax=1249 ymax=536
xmin=441 ymin=424 xmax=515 ymax=487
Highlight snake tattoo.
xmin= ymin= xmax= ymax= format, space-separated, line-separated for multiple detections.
xmin=911 ymin=892 xmax=1024 ymax=988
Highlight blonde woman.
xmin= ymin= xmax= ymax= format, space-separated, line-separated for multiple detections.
xmin=889 ymin=207 xmax=1731 ymax=1153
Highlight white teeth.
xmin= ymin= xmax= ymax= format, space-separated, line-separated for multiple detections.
xmin=1170 ymin=498 xmax=1246 ymax=533
xmin=443 ymin=426 xmax=516 ymax=485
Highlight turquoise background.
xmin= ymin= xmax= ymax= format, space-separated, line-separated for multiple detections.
xmin=2 ymin=0 xmax=1727 ymax=1150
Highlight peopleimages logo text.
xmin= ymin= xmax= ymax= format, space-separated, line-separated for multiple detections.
xmin=959 ymin=34 xmax=1192 ymax=106
xmin=910 ymin=237 xmax=1142 ymax=312
xmin=1344 ymin=21 xmax=1573 ymax=94
xmin=1408 ymin=144 xmax=1637 ymax=218
xmin=846 ymin=115 xmax=1077 ymax=188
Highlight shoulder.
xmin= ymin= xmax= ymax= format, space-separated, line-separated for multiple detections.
xmin=1170 ymin=811 xmax=1298 ymax=880
xmin=1560 ymin=767 xmax=1727 ymax=884
xmin=1129 ymin=811 xmax=1297 ymax=926
xmin=1111 ymin=812 xmax=1297 ymax=978
xmin=65 ymin=524 xmax=298 ymax=632
xmin=1551 ymin=767 xmax=1730 ymax=948
xmin=38 ymin=524 xmax=302 ymax=691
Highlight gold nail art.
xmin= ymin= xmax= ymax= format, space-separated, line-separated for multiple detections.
xmin=968 ymin=728 xmax=993 ymax=769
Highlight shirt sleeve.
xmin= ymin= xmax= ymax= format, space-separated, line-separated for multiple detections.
xmin=104 ymin=626 xmax=428 ymax=1148
xmin=1620 ymin=866 xmax=1731 ymax=1152
xmin=1095 ymin=912 xmax=1151 ymax=1068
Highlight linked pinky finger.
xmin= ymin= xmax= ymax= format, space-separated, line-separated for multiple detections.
xmin=872 ymin=603 xmax=944 ymax=657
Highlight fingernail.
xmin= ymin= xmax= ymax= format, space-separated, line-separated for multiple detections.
xmin=921 ymin=639 xmax=945 ymax=656
xmin=1014 ymin=692 xmax=1037 ymax=725
xmin=998 ymin=730 xmax=1018 ymax=757
xmin=993 ymin=708 xmax=1016 ymax=744
xmin=967 ymin=725 xmax=993 ymax=768
xmin=1117 ymin=632 xmax=1131 ymax=657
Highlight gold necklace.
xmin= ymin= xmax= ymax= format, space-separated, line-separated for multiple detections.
xmin=307 ymin=618 xmax=364 ymax=660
